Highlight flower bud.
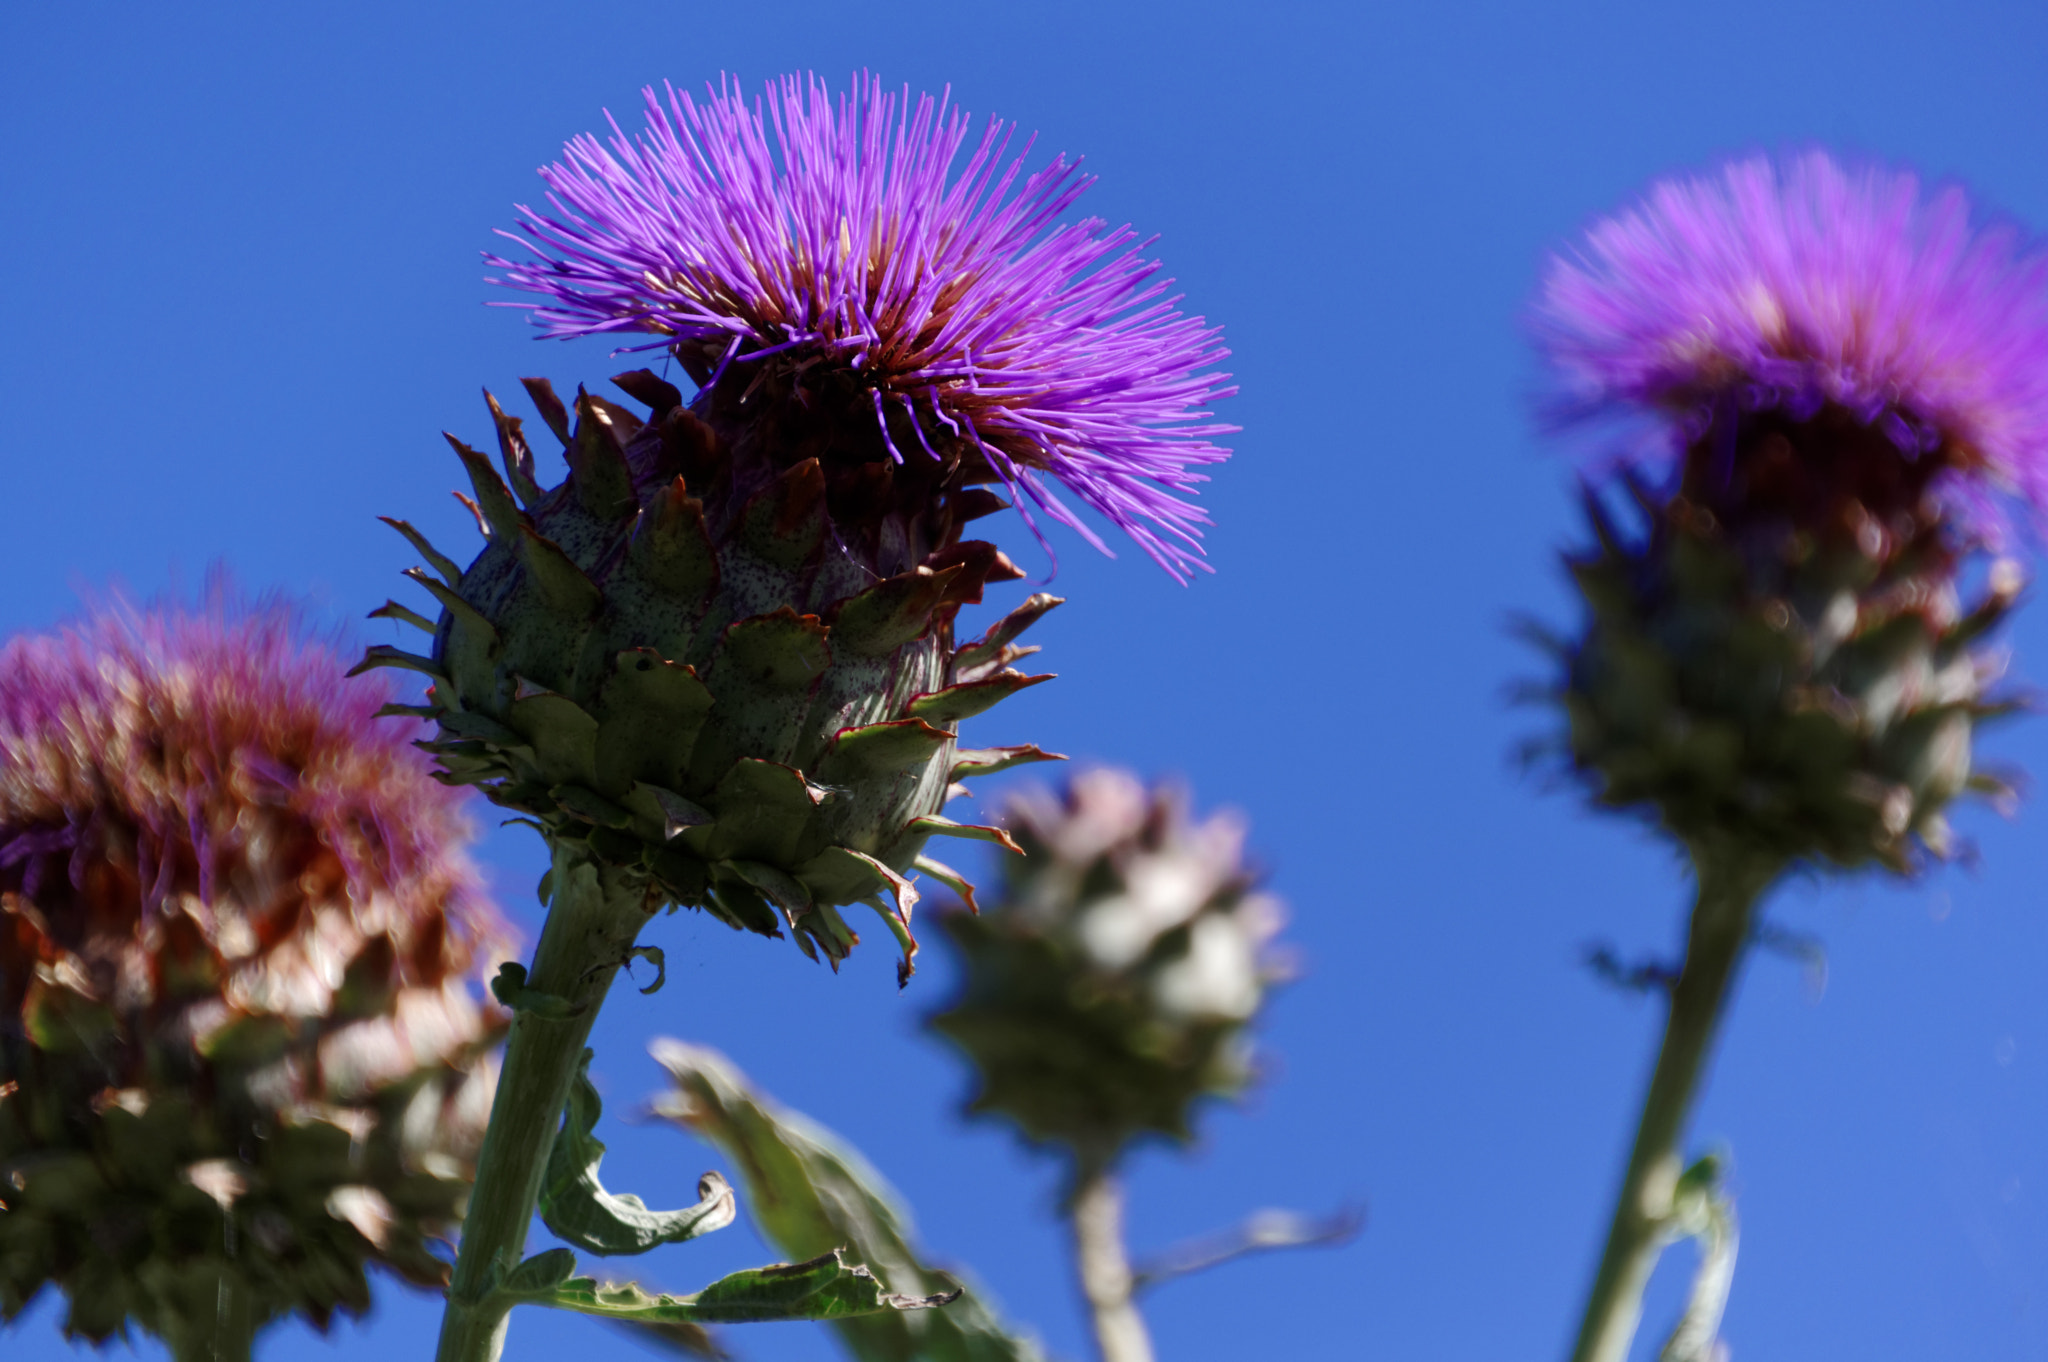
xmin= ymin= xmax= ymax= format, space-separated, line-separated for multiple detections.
xmin=0 ymin=597 xmax=509 ymax=1345
xmin=929 ymin=771 xmax=1287 ymax=1156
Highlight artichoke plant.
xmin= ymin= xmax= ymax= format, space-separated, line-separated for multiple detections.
xmin=931 ymin=770 xmax=1295 ymax=1362
xmin=0 ymin=596 xmax=509 ymax=1362
xmin=1528 ymin=153 xmax=2048 ymax=1362
xmin=355 ymin=72 xmax=1236 ymax=1362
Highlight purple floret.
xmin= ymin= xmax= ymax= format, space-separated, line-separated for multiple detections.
xmin=0 ymin=588 xmax=494 ymax=940
xmin=1534 ymin=152 xmax=2048 ymax=531
xmin=487 ymin=72 xmax=1236 ymax=581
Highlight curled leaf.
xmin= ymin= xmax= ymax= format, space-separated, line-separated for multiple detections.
xmin=540 ymin=1051 xmax=736 ymax=1256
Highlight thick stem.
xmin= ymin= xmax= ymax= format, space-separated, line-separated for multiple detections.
xmin=434 ymin=841 xmax=656 ymax=1362
xmin=1069 ymin=1160 xmax=1155 ymax=1362
xmin=1567 ymin=847 xmax=1777 ymax=1362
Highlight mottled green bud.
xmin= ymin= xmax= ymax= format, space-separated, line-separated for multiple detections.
xmin=929 ymin=771 xmax=1287 ymax=1157
xmin=361 ymin=376 xmax=1063 ymax=982
xmin=1545 ymin=411 xmax=2021 ymax=872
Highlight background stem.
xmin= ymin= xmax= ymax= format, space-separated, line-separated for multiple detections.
xmin=1567 ymin=848 xmax=1777 ymax=1362
xmin=1069 ymin=1160 xmax=1155 ymax=1362
xmin=434 ymin=841 xmax=655 ymax=1362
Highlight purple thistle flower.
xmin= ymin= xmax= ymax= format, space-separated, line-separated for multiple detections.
xmin=486 ymin=71 xmax=1235 ymax=581
xmin=1534 ymin=152 xmax=2048 ymax=535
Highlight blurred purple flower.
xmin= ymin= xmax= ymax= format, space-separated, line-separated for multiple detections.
xmin=487 ymin=71 xmax=1235 ymax=580
xmin=0 ymin=591 xmax=493 ymax=941
xmin=0 ymin=588 xmax=511 ymax=1342
xmin=1534 ymin=152 xmax=2048 ymax=531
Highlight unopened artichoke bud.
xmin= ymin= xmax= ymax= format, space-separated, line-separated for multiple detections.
xmin=365 ymin=73 xmax=1234 ymax=981
xmin=1531 ymin=154 xmax=2048 ymax=871
xmin=0 ymin=597 xmax=511 ymax=1350
xmin=929 ymin=770 xmax=1287 ymax=1158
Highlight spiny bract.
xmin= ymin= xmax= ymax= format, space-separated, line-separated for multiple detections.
xmin=361 ymin=374 xmax=1064 ymax=982
xmin=929 ymin=770 xmax=1286 ymax=1156
xmin=1549 ymin=465 xmax=2019 ymax=871
xmin=0 ymin=598 xmax=508 ymax=1348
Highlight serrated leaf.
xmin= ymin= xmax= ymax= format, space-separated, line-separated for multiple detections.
xmin=539 ymin=1053 xmax=737 ymax=1257
xmin=650 ymin=1041 xmax=1047 ymax=1362
xmin=535 ymin=1249 xmax=956 ymax=1325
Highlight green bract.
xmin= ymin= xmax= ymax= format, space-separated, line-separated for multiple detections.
xmin=362 ymin=374 xmax=1065 ymax=982
xmin=1545 ymin=437 xmax=2020 ymax=872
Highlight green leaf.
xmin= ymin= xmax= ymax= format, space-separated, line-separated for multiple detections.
xmin=540 ymin=1052 xmax=738 ymax=1257
xmin=503 ymin=1248 xmax=579 ymax=1296
xmin=533 ymin=1249 xmax=956 ymax=1325
xmin=650 ymin=1040 xmax=1049 ymax=1362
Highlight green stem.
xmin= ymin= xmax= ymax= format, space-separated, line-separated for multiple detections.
xmin=435 ymin=840 xmax=656 ymax=1362
xmin=1068 ymin=1158 xmax=1154 ymax=1362
xmin=1567 ymin=846 xmax=1778 ymax=1362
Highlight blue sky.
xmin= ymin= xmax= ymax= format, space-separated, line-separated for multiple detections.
xmin=7 ymin=2 xmax=2048 ymax=1359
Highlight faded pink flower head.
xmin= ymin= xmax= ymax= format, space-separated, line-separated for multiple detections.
xmin=0 ymin=590 xmax=511 ymax=1344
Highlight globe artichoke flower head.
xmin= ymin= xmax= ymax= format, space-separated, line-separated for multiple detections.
xmin=0 ymin=597 xmax=509 ymax=1349
xmin=367 ymin=72 xmax=1234 ymax=981
xmin=930 ymin=770 xmax=1287 ymax=1161
xmin=1532 ymin=153 xmax=2048 ymax=870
